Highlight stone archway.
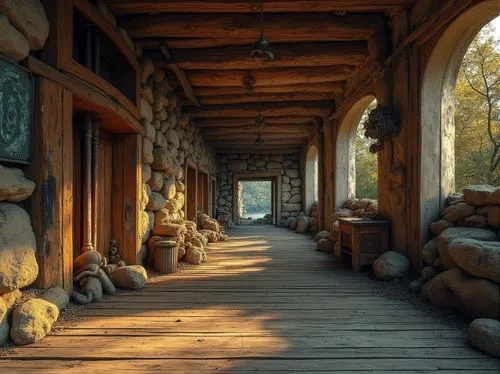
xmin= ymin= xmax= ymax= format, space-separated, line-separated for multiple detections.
xmin=420 ymin=0 xmax=498 ymax=243
xmin=335 ymin=95 xmax=376 ymax=208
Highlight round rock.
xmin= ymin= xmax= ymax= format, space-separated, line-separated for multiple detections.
xmin=469 ymin=318 xmax=500 ymax=357
xmin=110 ymin=265 xmax=148 ymax=290
xmin=373 ymin=251 xmax=410 ymax=280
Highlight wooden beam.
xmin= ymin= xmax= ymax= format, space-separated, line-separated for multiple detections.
xmin=195 ymin=82 xmax=344 ymax=96
xmin=159 ymin=43 xmax=200 ymax=106
xmin=198 ymin=92 xmax=332 ymax=105
xmin=195 ymin=116 xmax=317 ymax=127
xmin=215 ymin=146 xmax=301 ymax=154
xmin=124 ymin=13 xmax=384 ymax=41
xmin=203 ymin=132 xmax=309 ymax=141
xmin=152 ymin=42 xmax=368 ymax=70
xmin=209 ymin=139 xmax=306 ymax=146
xmin=109 ymin=1 xmax=413 ymax=14
xmin=187 ymin=101 xmax=333 ymax=118
xmin=201 ymin=124 xmax=315 ymax=135
xmin=188 ymin=66 xmax=355 ymax=87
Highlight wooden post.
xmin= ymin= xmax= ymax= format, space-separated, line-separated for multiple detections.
xmin=91 ymin=117 xmax=100 ymax=251
xmin=81 ymin=114 xmax=94 ymax=252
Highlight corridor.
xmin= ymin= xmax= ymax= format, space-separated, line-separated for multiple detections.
xmin=1 ymin=226 xmax=499 ymax=373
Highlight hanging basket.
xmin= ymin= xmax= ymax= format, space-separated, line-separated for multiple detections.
xmin=153 ymin=241 xmax=179 ymax=274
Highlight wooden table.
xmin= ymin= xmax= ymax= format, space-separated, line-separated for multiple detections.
xmin=338 ymin=217 xmax=391 ymax=272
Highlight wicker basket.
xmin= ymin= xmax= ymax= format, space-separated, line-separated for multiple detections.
xmin=153 ymin=242 xmax=178 ymax=274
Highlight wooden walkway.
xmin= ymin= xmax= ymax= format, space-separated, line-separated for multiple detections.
xmin=1 ymin=226 xmax=499 ymax=373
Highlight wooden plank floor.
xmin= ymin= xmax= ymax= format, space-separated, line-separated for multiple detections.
xmin=1 ymin=225 xmax=499 ymax=373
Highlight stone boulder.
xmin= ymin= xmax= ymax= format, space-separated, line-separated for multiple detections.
xmin=282 ymin=203 xmax=301 ymax=212
xmin=0 ymin=203 xmax=38 ymax=294
xmin=486 ymin=188 xmax=500 ymax=205
xmin=0 ymin=0 xmax=50 ymax=50
xmin=142 ymin=138 xmax=154 ymax=164
xmin=487 ymin=206 xmax=500 ymax=228
xmin=146 ymin=192 xmax=167 ymax=212
xmin=447 ymin=239 xmax=500 ymax=283
xmin=0 ymin=166 xmax=35 ymax=202
xmin=0 ymin=15 xmax=29 ymax=61
xmin=437 ymin=228 xmax=497 ymax=269
xmin=227 ymin=160 xmax=247 ymax=172
xmin=295 ymin=216 xmax=310 ymax=233
xmin=423 ymin=267 xmax=500 ymax=319
xmin=463 ymin=185 xmax=495 ymax=206
xmin=151 ymin=148 xmax=174 ymax=175
xmin=288 ymin=218 xmax=297 ymax=230
xmin=110 ymin=265 xmax=148 ymax=290
xmin=162 ymin=177 xmax=176 ymax=200
xmin=317 ymin=238 xmax=334 ymax=253
xmin=422 ymin=238 xmax=439 ymax=265
xmin=331 ymin=208 xmax=354 ymax=222
xmin=0 ymin=298 xmax=8 ymax=346
xmin=10 ymin=298 xmax=59 ymax=345
xmin=469 ymin=318 xmax=500 ymax=358
xmin=285 ymin=169 xmax=300 ymax=178
xmin=185 ymin=246 xmax=206 ymax=265
xmin=373 ymin=251 xmax=410 ymax=280
xmin=315 ymin=231 xmax=331 ymax=242
xmin=40 ymin=287 xmax=69 ymax=311
xmin=430 ymin=220 xmax=454 ymax=235
xmin=441 ymin=203 xmax=475 ymax=222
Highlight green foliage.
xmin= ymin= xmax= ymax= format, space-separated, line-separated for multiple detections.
xmin=241 ymin=181 xmax=272 ymax=213
xmin=355 ymin=101 xmax=378 ymax=199
xmin=455 ymin=23 xmax=500 ymax=190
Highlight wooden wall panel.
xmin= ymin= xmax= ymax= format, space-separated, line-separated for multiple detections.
xmin=27 ymin=78 xmax=73 ymax=293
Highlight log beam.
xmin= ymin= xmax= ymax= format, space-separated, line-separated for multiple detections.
xmin=187 ymin=66 xmax=355 ymax=87
xmin=215 ymin=146 xmax=301 ymax=154
xmin=200 ymin=124 xmax=315 ymax=135
xmin=187 ymin=101 xmax=333 ymax=118
xmin=198 ymin=92 xmax=332 ymax=105
xmin=109 ymin=1 xmax=412 ymax=14
xmin=194 ymin=116 xmax=317 ymax=127
xmin=195 ymin=82 xmax=344 ymax=96
xmin=124 ymin=13 xmax=384 ymax=41
xmin=152 ymin=42 xmax=368 ymax=70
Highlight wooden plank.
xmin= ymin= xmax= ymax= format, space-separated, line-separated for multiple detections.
xmin=108 ymin=1 xmax=415 ymax=14
xmin=195 ymin=116 xmax=316 ymax=127
xmin=187 ymin=102 xmax=333 ymax=118
xmin=198 ymin=92 xmax=332 ymax=105
xmin=27 ymin=78 xmax=67 ymax=290
xmin=200 ymin=124 xmax=314 ymax=135
xmin=153 ymin=42 xmax=368 ymax=70
xmin=187 ymin=66 xmax=356 ymax=87
xmin=195 ymin=82 xmax=345 ymax=96
xmin=124 ymin=13 xmax=384 ymax=41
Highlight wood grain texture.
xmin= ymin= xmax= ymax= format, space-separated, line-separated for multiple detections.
xmin=2 ymin=226 xmax=498 ymax=372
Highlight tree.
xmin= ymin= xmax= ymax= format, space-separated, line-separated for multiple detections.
xmin=455 ymin=23 xmax=500 ymax=190
xmin=355 ymin=100 xmax=378 ymax=198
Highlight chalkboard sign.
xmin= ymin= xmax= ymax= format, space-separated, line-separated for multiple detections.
xmin=0 ymin=55 xmax=33 ymax=164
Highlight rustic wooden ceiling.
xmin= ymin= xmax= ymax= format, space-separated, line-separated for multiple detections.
xmin=107 ymin=0 xmax=414 ymax=153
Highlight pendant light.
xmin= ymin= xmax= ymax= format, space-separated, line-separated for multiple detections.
xmin=250 ymin=1 xmax=274 ymax=61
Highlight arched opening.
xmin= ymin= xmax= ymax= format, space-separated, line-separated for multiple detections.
xmin=420 ymin=0 xmax=498 ymax=242
xmin=335 ymin=96 xmax=377 ymax=207
xmin=305 ymin=145 xmax=319 ymax=214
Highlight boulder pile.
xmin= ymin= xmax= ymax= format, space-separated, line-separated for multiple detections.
xmin=416 ymin=185 xmax=500 ymax=322
xmin=286 ymin=201 xmax=320 ymax=236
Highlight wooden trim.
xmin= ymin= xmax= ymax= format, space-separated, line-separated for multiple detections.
xmin=25 ymin=57 xmax=143 ymax=134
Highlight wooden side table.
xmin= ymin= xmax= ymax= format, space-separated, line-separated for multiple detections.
xmin=338 ymin=217 xmax=391 ymax=272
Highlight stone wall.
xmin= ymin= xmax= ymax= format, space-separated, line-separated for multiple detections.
xmin=215 ymin=153 xmax=302 ymax=226
xmin=138 ymin=58 xmax=219 ymax=265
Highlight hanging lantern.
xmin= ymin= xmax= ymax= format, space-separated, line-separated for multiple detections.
xmin=250 ymin=1 xmax=274 ymax=61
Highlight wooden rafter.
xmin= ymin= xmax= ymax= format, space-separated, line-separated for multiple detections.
xmin=195 ymin=116 xmax=318 ymax=127
xmin=198 ymin=92 xmax=333 ymax=106
xmin=194 ymin=83 xmax=344 ymax=96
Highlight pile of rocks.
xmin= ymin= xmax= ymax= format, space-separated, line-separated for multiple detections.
xmin=138 ymin=59 xmax=217 ymax=262
xmin=415 ymin=185 xmax=500 ymax=319
xmin=0 ymin=0 xmax=49 ymax=62
xmin=253 ymin=214 xmax=273 ymax=225
xmin=216 ymin=154 xmax=302 ymax=226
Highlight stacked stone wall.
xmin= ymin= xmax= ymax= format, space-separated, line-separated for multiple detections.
xmin=215 ymin=153 xmax=303 ymax=226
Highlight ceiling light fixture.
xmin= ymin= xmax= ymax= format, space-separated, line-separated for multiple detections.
xmin=250 ymin=1 xmax=274 ymax=62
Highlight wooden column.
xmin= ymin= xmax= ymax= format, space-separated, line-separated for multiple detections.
xmin=27 ymin=78 xmax=73 ymax=293
xmin=91 ymin=117 xmax=101 ymax=250
xmin=81 ymin=114 xmax=94 ymax=252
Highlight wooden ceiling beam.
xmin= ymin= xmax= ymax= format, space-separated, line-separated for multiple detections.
xmin=187 ymin=101 xmax=333 ymax=118
xmin=215 ymin=147 xmax=301 ymax=154
xmin=151 ymin=42 xmax=368 ymax=70
xmin=204 ymin=133 xmax=308 ymax=141
xmin=124 ymin=13 xmax=383 ymax=41
xmin=187 ymin=66 xmax=355 ymax=87
xmin=195 ymin=116 xmax=317 ymax=127
xmin=201 ymin=124 xmax=314 ymax=135
xmin=108 ymin=1 xmax=413 ymax=14
xmin=194 ymin=83 xmax=344 ymax=96
xmin=198 ymin=92 xmax=332 ymax=105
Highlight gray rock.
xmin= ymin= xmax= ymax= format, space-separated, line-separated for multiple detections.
xmin=289 ymin=194 xmax=302 ymax=203
xmin=316 ymin=238 xmax=334 ymax=253
xmin=295 ymin=216 xmax=309 ymax=233
xmin=487 ymin=206 xmax=500 ymax=228
xmin=110 ymin=265 xmax=148 ymax=290
xmin=146 ymin=192 xmax=167 ymax=212
xmin=142 ymin=164 xmax=152 ymax=183
xmin=408 ymin=278 xmax=426 ymax=294
xmin=422 ymin=238 xmax=439 ymax=265
xmin=448 ymin=192 xmax=465 ymax=204
xmin=148 ymin=171 xmax=164 ymax=192
xmin=227 ymin=160 xmax=247 ymax=172
xmin=0 ymin=203 xmax=38 ymax=294
xmin=282 ymin=176 xmax=290 ymax=184
xmin=282 ymin=203 xmax=301 ymax=212
xmin=0 ymin=166 xmax=35 ymax=202
xmin=162 ymin=177 xmax=176 ymax=200
xmin=288 ymin=218 xmax=297 ymax=230
xmin=447 ymin=239 xmax=500 ymax=283
xmin=142 ymin=138 xmax=154 ymax=164
xmin=315 ymin=230 xmax=331 ymax=242
xmin=0 ymin=298 xmax=8 ymax=346
xmin=285 ymin=169 xmax=300 ymax=178
xmin=40 ymin=287 xmax=69 ymax=311
xmin=140 ymin=98 xmax=153 ymax=122
xmin=281 ymin=191 xmax=291 ymax=202
xmin=463 ymin=185 xmax=495 ymax=206
xmin=0 ymin=15 xmax=29 ymax=61
xmin=290 ymin=178 xmax=301 ymax=187
xmin=430 ymin=219 xmax=454 ymax=235
xmin=469 ymin=318 xmax=500 ymax=358
xmin=437 ymin=228 xmax=497 ymax=269
xmin=442 ymin=203 xmax=476 ymax=222
xmin=10 ymin=298 xmax=59 ymax=345
xmin=373 ymin=251 xmax=410 ymax=280
xmin=421 ymin=266 xmax=438 ymax=281
xmin=266 ymin=161 xmax=281 ymax=169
